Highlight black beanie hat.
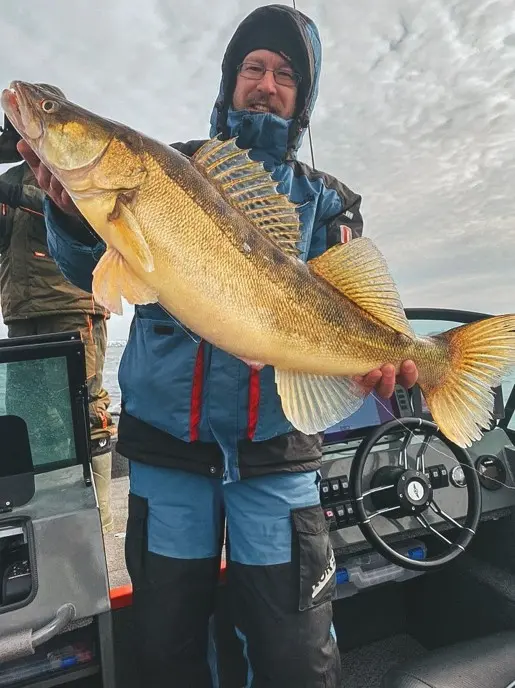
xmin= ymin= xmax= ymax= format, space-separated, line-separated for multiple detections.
xmin=224 ymin=11 xmax=310 ymax=118
xmin=232 ymin=21 xmax=307 ymax=76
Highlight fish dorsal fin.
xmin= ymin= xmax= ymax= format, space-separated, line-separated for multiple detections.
xmin=309 ymin=237 xmax=415 ymax=338
xmin=192 ymin=136 xmax=301 ymax=257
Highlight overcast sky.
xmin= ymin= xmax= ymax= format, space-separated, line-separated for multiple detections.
xmin=1 ymin=0 xmax=514 ymax=340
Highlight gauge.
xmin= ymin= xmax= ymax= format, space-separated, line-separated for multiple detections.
xmin=450 ymin=465 xmax=467 ymax=488
xmin=475 ymin=455 xmax=506 ymax=491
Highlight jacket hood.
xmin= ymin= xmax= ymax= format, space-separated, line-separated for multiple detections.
xmin=209 ymin=4 xmax=322 ymax=162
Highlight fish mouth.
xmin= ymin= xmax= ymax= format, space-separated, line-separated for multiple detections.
xmin=1 ymin=86 xmax=21 ymax=123
xmin=1 ymin=81 xmax=43 ymax=142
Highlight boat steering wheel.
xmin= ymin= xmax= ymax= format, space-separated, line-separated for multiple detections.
xmin=349 ymin=418 xmax=482 ymax=571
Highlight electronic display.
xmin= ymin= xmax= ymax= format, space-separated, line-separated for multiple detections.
xmin=323 ymin=392 xmax=398 ymax=445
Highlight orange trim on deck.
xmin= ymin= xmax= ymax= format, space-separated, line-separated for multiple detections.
xmin=109 ymin=560 xmax=228 ymax=610
xmin=110 ymin=584 xmax=133 ymax=610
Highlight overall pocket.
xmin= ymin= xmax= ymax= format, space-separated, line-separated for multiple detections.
xmin=292 ymin=504 xmax=336 ymax=612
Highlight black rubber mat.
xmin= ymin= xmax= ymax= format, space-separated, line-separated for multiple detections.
xmin=340 ymin=633 xmax=426 ymax=688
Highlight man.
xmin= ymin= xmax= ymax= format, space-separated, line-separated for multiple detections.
xmin=19 ymin=6 xmax=418 ymax=686
xmin=0 ymin=86 xmax=115 ymax=533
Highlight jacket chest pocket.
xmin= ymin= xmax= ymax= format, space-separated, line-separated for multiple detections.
xmin=117 ymin=313 xmax=204 ymax=441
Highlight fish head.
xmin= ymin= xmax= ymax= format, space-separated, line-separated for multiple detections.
xmin=2 ymin=81 xmax=151 ymax=267
xmin=1 ymin=80 xmax=148 ymax=206
xmin=1 ymin=81 xmax=115 ymax=181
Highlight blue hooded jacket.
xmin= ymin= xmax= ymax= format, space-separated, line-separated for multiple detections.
xmin=44 ymin=4 xmax=364 ymax=481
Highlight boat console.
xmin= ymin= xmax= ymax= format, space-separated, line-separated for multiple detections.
xmin=318 ymin=309 xmax=515 ymax=597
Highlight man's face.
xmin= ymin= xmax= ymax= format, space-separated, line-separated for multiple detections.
xmin=232 ymin=49 xmax=298 ymax=120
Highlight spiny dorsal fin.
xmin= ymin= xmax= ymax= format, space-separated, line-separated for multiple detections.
xmin=309 ymin=237 xmax=415 ymax=338
xmin=192 ymin=136 xmax=301 ymax=257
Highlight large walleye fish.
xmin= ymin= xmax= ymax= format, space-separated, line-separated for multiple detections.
xmin=3 ymin=81 xmax=515 ymax=448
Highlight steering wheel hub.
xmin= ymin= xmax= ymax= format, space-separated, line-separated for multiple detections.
xmin=402 ymin=470 xmax=433 ymax=510
xmin=370 ymin=465 xmax=433 ymax=516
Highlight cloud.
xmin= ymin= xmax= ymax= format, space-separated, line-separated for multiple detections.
xmin=301 ymin=0 xmax=515 ymax=317
xmin=0 ymin=0 xmax=513 ymax=344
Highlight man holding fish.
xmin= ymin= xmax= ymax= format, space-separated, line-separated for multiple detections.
xmin=9 ymin=3 xmax=513 ymax=687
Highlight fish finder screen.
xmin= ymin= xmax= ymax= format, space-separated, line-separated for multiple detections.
xmin=323 ymin=392 xmax=396 ymax=444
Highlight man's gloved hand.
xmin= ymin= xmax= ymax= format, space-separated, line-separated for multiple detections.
xmin=0 ymin=179 xmax=20 ymax=208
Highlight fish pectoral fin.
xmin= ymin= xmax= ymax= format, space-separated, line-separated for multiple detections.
xmin=308 ymin=237 xmax=415 ymax=338
xmin=192 ymin=136 xmax=301 ymax=258
xmin=108 ymin=193 xmax=154 ymax=273
xmin=275 ymin=369 xmax=366 ymax=434
xmin=92 ymin=246 xmax=158 ymax=315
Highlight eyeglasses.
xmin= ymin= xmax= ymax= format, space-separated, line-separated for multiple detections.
xmin=237 ymin=61 xmax=301 ymax=88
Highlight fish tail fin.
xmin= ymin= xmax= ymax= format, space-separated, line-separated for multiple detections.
xmin=419 ymin=315 xmax=515 ymax=447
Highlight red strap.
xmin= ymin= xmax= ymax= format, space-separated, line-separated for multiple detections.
xmin=190 ymin=341 xmax=205 ymax=441
xmin=19 ymin=206 xmax=44 ymax=217
xmin=247 ymin=367 xmax=261 ymax=439
xmin=339 ymin=224 xmax=352 ymax=244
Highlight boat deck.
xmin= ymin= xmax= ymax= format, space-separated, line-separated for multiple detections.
xmin=104 ymin=474 xmax=130 ymax=590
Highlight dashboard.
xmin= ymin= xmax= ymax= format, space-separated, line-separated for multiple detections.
xmin=319 ymin=384 xmax=515 ymax=562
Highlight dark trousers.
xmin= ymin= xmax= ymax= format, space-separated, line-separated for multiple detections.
xmin=125 ymin=461 xmax=341 ymax=687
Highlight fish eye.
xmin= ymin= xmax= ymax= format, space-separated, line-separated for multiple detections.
xmin=41 ymin=99 xmax=58 ymax=113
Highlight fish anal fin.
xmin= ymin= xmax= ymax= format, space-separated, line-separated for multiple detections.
xmin=275 ymin=369 xmax=366 ymax=434
xmin=92 ymin=246 xmax=158 ymax=315
xmin=192 ymin=136 xmax=301 ymax=258
xmin=309 ymin=237 xmax=414 ymax=338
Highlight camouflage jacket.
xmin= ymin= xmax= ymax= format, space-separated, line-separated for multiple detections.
xmin=0 ymin=162 xmax=108 ymax=323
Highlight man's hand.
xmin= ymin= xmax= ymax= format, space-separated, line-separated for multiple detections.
xmin=354 ymin=360 xmax=418 ymax=399
xmin=17 ymin=140 xmax=77 ymax=216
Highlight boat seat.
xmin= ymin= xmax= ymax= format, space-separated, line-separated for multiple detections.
xmin=382 ymin=630 xmax=515 ymax=688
